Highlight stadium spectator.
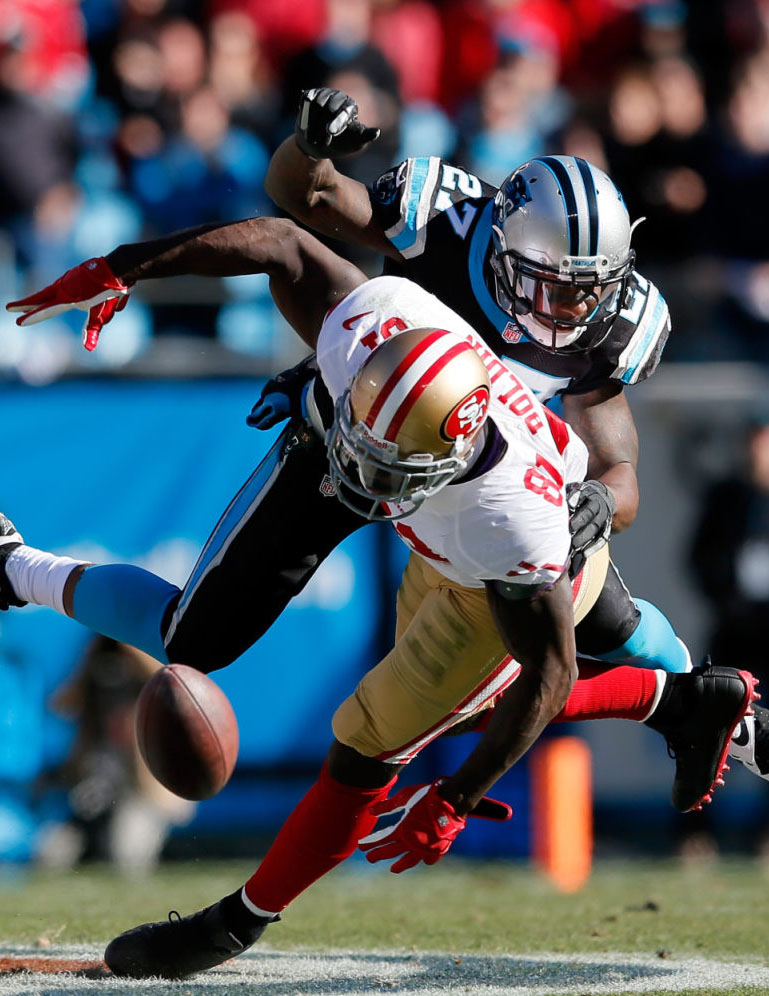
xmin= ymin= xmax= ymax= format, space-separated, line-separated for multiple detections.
xmin=36 ymin=636 xmax=194 ymax=874
xmin=279 ymin=0 xmax=401 ymax=133
xmin=208 ymin=10 xmax=280 ymax=145
xmin=454 ymin=45 xmax=568 ymax=184
xmin=208 ymin=0 xmax=325 ymax=76
xmin=0 ymin=27 xmax=78 ymax=249
xmin=690 ymin=411 xmax=769 ymax=688
xmin=125 ymin=83 xmax=269 ymax=234
xmin=602 ymin=56 xmax=708 ymax=265
xmin=576 ymin=54 xmax=712 ymax=358
xmin=696 ymin=50 xmax=769 ymax=364
xmin=370 ymin=0 xmax=443 ymax=105
xmin=436 ymin=0 xmax=576 ymax=115
xmin=121 ymin=82 xmax=270 ymax=336
xmin=86 ymin=0 xmax=197 ymax=124
xmin=685 ymin=0 xmax=769 ymax=113
xmin=0 ymin=0 xmax=89 ymax=108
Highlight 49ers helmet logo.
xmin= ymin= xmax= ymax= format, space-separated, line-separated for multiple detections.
xmin=441 ymin=386 xmax=490 ymax=441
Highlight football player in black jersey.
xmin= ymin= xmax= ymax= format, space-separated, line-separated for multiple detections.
xmin=5 ymin=90 xmax=680 ymax=682
xmin=262 ymin=88 xmax=684 ymax=675
xmin=266 ymin=88 xmax=669 ymax=540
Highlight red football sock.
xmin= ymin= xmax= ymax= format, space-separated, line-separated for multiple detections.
xmin=473 ymin=663 xmax=662 ymax=731
xmin=244 ymin=761 xmax=397 ymax=914
xmin=553 ymin=662 xmax=661 ymax=722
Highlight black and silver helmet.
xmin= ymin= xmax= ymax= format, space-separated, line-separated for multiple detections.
xmin=490 ymin=156 xmax=636 ymax=353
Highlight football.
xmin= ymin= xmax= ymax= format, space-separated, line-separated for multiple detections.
xmin=135 ymin=664 xmax=239 ymax=801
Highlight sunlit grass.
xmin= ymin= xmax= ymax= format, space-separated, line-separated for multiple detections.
xmin=1 ymin=856 xmax=767 ymax=966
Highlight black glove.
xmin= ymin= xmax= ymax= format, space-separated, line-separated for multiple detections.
xmin=567 ymin=479 xmax=616 ymax=575
xmin=247 ymin=354 xmax=319 ymax=430
xmin=295 ymin=87 xmax=380 ymax=159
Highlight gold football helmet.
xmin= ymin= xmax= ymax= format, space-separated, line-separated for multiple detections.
xmin=327 ymin=327 xmax=491 ymax=520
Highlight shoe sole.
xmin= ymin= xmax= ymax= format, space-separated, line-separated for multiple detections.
xmin=688 ymin=668 xmax=760 ymax=812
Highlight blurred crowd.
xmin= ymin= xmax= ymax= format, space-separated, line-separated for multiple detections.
xmin=2 ymin=0 xmax=769 ymax=377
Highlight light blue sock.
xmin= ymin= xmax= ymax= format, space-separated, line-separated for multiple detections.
xmin=71 ymin=564 xmax=179 ymax=664
xmin=594 ymin=598 xmax=691 ymax=673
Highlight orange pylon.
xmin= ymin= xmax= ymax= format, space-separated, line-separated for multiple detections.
xmin=531 ymin=736 xmax=593 ymax=892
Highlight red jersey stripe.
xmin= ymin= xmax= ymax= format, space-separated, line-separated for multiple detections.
xmin=543 ymin=405 xmax=570 ymax=455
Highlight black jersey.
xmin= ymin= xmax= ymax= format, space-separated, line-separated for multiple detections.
xmin=369 ymin=157 xmax=670 ymax=402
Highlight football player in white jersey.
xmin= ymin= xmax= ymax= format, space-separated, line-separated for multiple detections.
xmin=318 ymin=276 xmax=588 ymax=588
xmin=7 ymin=134 xmax=684 ymax=687
xmin=2 ymin=218 xmax=758 ymax=978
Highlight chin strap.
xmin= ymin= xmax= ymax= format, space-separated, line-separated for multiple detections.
xmin=489 ymin=254 xmax=534 ymax=330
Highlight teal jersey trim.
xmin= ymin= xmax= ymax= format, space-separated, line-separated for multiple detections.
xmin=618 ymin=288 xmax=669 ymax=385
xmin=389 ymin=158 xmax=433 ymax=255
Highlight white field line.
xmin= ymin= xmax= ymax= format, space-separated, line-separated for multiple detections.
xmin=1 ymin=945 xmax=769 ymax=995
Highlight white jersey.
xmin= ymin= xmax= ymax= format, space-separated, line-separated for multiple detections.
xmin=317 ymin=276 xmax=589 ymax=589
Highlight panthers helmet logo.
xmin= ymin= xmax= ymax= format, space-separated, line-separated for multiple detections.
xmin=496 ymin=171 xmax=532 ymax=219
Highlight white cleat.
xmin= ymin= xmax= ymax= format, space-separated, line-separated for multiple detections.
xmin=0 ymin=513 xmax=24 ymax=610
xmin=0 ymin=513 xmax=22 ymax=546
xmin=730 ymin=711 xmax=769 ymax=780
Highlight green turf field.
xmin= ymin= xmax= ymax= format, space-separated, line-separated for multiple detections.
xmin=0 ymin=856 xmax=766 ymax=955
xmin=1 ymin=857 xmax=768 ymax=994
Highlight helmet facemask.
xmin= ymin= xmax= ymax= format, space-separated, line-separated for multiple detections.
xmin=491 ymin=243 xmax=634 ymax=353
xmin=327 ymin=391 xmax=475 ymax=521
xmin=325 ymin=327 xmax=492 ymax=522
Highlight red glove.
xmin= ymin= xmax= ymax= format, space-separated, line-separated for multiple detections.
xmin=6 ymin=257 xmax=133 ymax=352
xmin=358 ymin=779 xmax=512 ymax=874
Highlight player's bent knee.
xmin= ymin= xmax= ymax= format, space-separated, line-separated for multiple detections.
xmin=163 ymin=640 xmax=239 ymax=674
xmin=326 ymin=740 xmax=398 ymax=787
xmin=332 ymin=695 xmax=390 ymax=758
xmin=163 ymin=622 xmax=240 ymax=674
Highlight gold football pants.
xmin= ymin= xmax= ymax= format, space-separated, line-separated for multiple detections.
xmin=332 ymin=544 xmax=609 ymax=762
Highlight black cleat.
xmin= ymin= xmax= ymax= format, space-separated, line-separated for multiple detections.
xmin=646 ymin=661 xmax=759 ymax=813
xmin=104 ymin=892 xmax=276 ymax=979
xmin=0 ymin=514 xmax=24 ymax=611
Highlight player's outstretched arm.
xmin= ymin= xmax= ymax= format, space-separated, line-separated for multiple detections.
xmin=7 ymin=218 xmax=366 ymax=350
xmin=265 ymin=89 xmax=398 ymax=259
xmin=562 ymin=384 xmax=640 ymax=534
xmin=437 ymin=574 xmax=577 ymax=816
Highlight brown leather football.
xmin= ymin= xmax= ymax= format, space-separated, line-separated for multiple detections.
xmin=135 ymin=664 xmax=239 ymax=800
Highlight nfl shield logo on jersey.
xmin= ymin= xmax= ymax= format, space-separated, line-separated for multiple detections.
xmin=319 ymin=474 xmax=337 ymax=497
xmin=502 ymin=322 xmax=522 ymax=344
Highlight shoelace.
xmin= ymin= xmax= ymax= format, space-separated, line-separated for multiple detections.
xmin=665 ymin=738 xmax=695 ymax=761
xmin=167 ymin=906 xmax=243 ymax=956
